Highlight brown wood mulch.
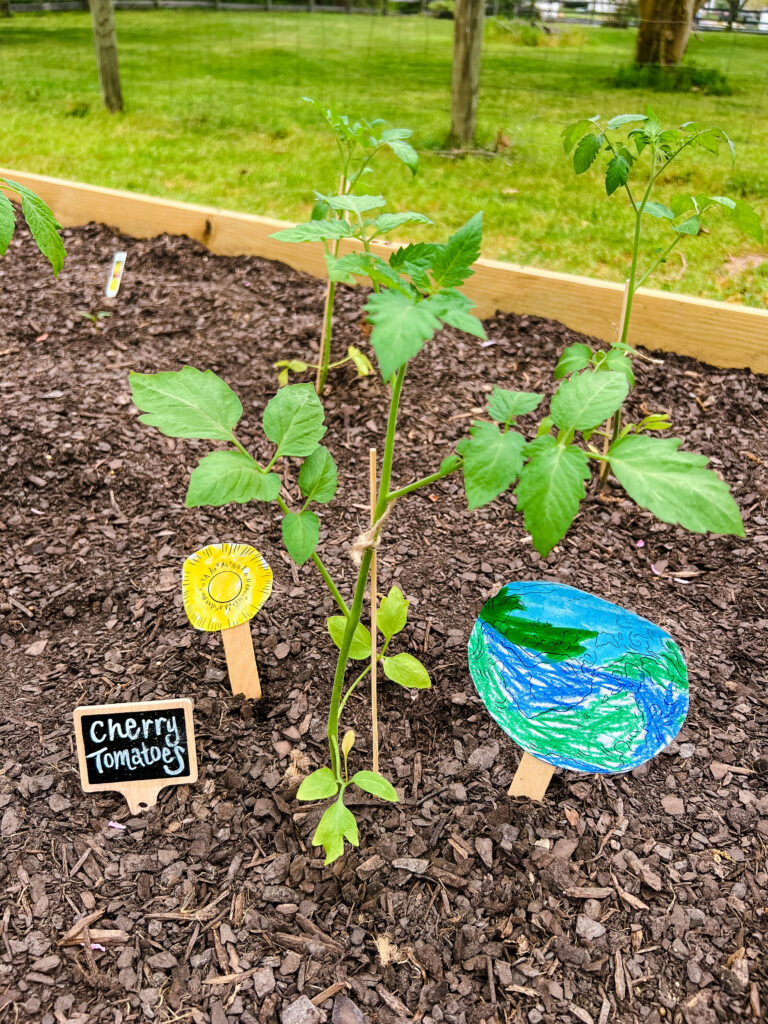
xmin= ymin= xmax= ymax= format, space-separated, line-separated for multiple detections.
xmin=0 ymin=223 xmax=766 ymax=1024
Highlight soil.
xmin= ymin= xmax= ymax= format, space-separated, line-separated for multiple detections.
xmin=0 ymin=223 xmax=767 ymax=1024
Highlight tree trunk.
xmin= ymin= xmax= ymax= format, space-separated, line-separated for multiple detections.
xmin=90 ymin=0 xmax=123 ymax=112
xmin=634 ymin=0 xmax=704 ymax=65
xmin=450 ymin=0 xmax=484 ymax=148
xmin=0 ymin=0 xmax=13 ymax=19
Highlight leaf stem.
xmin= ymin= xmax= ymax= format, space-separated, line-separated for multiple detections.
xmin=387 ymin=459 xmax=461 ymax=501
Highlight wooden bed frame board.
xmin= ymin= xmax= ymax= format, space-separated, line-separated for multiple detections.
xmin=3 ymin=169 xmax=765 ymax=373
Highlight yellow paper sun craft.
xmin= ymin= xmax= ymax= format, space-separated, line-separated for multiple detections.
xmin=182 ymin=542 xmax=272 ymax=632
xmin=182 ymin=543 xmax=273 ymax=700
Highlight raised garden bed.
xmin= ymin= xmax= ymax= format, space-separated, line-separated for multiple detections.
xmin=1 ymin=222 xmax=766 ymax=1024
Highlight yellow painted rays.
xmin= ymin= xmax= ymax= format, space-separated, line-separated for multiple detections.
xmin=182 ymin=543 xmax=272 ymax=633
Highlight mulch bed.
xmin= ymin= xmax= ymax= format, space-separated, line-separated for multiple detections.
xmin=1 ymin=222 xmax=767 ymax=1024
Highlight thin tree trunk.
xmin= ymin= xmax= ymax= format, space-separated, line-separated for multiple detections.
xmin=0 ymin=0 xmax=13 ymax=19
xmin=90 ymin=0 xmax=123 ymax=112
xmin=450 ymin=0 xmax=484 ymax=148
xmin=635 ymin=0 xmax=705 ymax=65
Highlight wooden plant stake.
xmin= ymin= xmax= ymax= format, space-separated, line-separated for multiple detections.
xmin=73 ymin=699 xmax=197 ymax=815
xmin=221 ymin=621 xmax=261 ymax=700
xmin=315 ymin=172 xmax=347 ymax=393
xmin=370 ymin=447 xmax=380 ymax=774
xmin=182 ymin=543 xmax=273 ymax=700
xmin=508 ymin=750 xmax=555 ymax=802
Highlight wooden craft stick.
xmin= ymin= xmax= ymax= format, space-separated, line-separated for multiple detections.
xmin=370 ymin=447 xmax=379 ymax=774
xmin=221 ymin=621 xmax=261 ymax=700
xmin=508 ymin=751 xmax=555 ymax=801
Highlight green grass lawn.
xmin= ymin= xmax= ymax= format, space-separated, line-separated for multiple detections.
xmin=2 ymin=11 xmax=768 ymax=303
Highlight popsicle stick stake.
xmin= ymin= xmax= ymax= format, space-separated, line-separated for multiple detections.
xmin=369 ymin=447 xmax=380 ymax=774
xmin=182 ymin=543 xmax=273 ymax=700
xmin=508 ymin=751 xmax=555 ymax=802
xmin=221 ymin=621 xmax=261 ymax=700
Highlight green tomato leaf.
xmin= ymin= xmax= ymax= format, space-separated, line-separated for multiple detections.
xmin=670 ymin=194 xmax=695 ymax=217
xmin=263 ymin=382 xmax=326 ymax=457
xmin=327 ymin=616 xmax=372 ymax=660
xmin=129 ymin=366 xmax=242 ymax=440
xmin=429 ymin=212 xmax=483 ymax=289
xmin=515 ymin=436 xmax=591 ymax=557
xmin=727 ymin=198 xmax=763 ymax=243
xmin=573 ymin=133 xmax=603 ymax=174
xmin=298 ymin=445 xmax=338 ymax=504
xmin=365 ymin=290 xmax=442 ymax=380
xmin=486 ymin=386 xmax=543 ymax=424
xmin=550 ymin=371 xmax=629 ymax=432
xmin=605 ymin=113 xmax=647 ymax=130
xmin=554 ymin=342 xmax=593 ymax=379
xmin=325 ymin=252 xmax=356 ymax=285
xmin=605 ymin=155 xmax=630 ymax=196
xmin=282 ymin=510 xmax=319 ymax=566
xmin=643 ymin=201 xmax=675 ymax=220
xmin=3 ymin=179 xmax=66 ymax=276
xmin=382 ymin=652 xmax=431 ymax=689
xmin=462 ymin=420 xmax=525 ymax=510
xmin=315 ymin=192 xmax=385 ymax=215
xmin=673 ymin=215 xmax=700 ymax=236
xmin=608 ymin=434 xmax=744 ymax=536
xmin=347 ymin=345 xmax=374 ymax=377
xmin=296 ymin=767 xmax=338 ymax=801
xmin=601 ymin=347 xmax=635 ymax=387
xmin=186 ymin=451 xmax=281 ymax=507
xmin=269 ymin=220 xmax=353 ymax=243
xmin=312 ymin=798 xmax=359 ymax=865
xmin=350 ymin=770 xmax=398 ymax=802
xmin=561 ymin=120 xmax=593 ymax=154
xmin=378 ymin=586 xmax=409 ymax=640
xmin=381 ymin=128 xmax=418 ymax=174
xmin=389 ymin=241 xmax=438 ymax=272
xmin=0 ymin=193 xmax=16 ymax=256
xmin=372 ymin=211 xmax=432 ymax=235
xmin=423 ymin=289 xmax=486 ymax=339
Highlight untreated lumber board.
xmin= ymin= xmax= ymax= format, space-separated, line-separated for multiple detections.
xmin=3 ymin=169 xmax=765 ymax=373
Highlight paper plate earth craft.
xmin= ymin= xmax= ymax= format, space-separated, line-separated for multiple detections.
xmin=183 ymin=542 xmax=273 ymax=700
xmin=468 ymin=581 xmax=688 ymax=797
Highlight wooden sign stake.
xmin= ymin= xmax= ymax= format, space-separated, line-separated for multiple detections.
xmin=370 ymin=447 xmax=380 ymax=774
xmin=73 ymin=699 xmax=198 ymax=815
xmin=182 ymin=543 xmax=273 ymax=701
xmin=508 ymin=750 xmax=555 ymax=802
xmin=221 ymin=621 xmax=261 ymax=700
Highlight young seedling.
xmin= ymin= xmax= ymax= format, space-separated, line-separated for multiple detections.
xmin=0 ymin=178 xmax=66 ymax=275
xmin=78 ymin=309 xmax=112 ymax=329
xmin=560 ymin=110 xmax=763 ymax=485
xmin=130 ymin=205 xmax=745 ymax=864
xmin=270 ymin=100 xmax=425 ymax=393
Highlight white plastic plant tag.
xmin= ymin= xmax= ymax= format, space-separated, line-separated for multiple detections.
xmin=105 ymin=251 xmax=127 ymax=298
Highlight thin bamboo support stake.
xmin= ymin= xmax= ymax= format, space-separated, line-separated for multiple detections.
xmin=370 ymin=447 xmax=379 ymax=774
xmin=600 ymin=278 xmax=632 ymax=474
xmin=617 ymin=277 xmax=631 ymax=345
xmin=315 ymin=173 xmax=346 ymax=394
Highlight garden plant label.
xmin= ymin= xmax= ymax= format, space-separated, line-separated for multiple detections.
xmin=73 ymin=699 xmax=198 ymax=813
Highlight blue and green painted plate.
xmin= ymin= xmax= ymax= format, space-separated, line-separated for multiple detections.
xmin=468 ymin=582 xmax=688 ymax=774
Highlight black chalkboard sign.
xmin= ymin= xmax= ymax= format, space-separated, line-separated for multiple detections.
xmin=73 ymin=699 xmax=198 ymax=813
